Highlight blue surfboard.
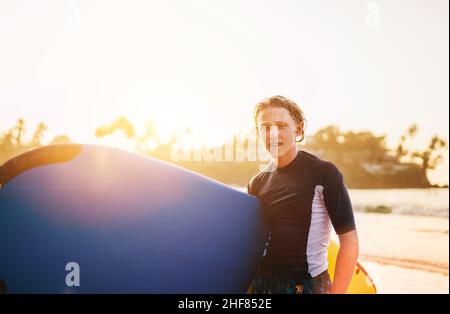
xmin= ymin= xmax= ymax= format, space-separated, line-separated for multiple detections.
xmin=0 ymin=144 xmax=267 ymax=293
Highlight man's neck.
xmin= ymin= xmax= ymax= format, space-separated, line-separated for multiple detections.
xmin=276 ymin=147 xmax=299 ymax=168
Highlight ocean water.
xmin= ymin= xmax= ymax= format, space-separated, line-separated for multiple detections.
xmin=236 ymin=187 xmax=449 ymax=218
xmin=348 ymin=188 xmax=449 ymax=217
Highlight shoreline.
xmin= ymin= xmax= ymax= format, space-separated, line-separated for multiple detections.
xmin=360 ymin=254 xmax=448 ymax=275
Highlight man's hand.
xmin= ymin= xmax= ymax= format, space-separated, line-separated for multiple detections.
xmin=330 ymin=229 xmax=359 ymax=294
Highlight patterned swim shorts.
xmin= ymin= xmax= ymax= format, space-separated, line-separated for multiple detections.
xmin=251 ymin=270 xmax=332 ymax=294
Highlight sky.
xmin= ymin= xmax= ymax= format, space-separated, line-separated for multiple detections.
xmin=0 ymin=0 xmax=448 ymax=184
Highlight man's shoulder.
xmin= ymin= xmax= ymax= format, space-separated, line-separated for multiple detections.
xmin=248 ymin=162 xmax=278 ymax=196
xmin=300 ymin=150 xmax=342 ymax=178
xmin=247 ymin=170 xmax=265 ymax=195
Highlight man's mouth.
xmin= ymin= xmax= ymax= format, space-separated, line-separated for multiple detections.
xmin=269 ymin=142 xmax=283 ymax=147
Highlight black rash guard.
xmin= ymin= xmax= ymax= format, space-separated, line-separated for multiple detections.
xmin=247 ymin=149 xmax=356 ymax=280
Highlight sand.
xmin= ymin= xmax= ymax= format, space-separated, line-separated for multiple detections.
xmin=346 ymin=212 xmax=449 ymax=294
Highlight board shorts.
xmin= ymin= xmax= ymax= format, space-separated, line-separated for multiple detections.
xmin=251 ymin=269 xmax=332 ymax=294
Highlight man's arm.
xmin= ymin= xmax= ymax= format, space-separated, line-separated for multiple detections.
xmin=330 ymin=229 xmax=359 ymax=294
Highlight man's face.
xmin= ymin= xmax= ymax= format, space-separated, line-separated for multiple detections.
xmin=257 ymin=107 xmax=302 ymax=159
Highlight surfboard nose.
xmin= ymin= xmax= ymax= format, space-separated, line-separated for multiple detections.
xmin=0 ymin=144 xmax=82 ymax=187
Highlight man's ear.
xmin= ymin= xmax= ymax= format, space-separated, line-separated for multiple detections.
xmin=296 ymin=121 xmax=304 ymax=137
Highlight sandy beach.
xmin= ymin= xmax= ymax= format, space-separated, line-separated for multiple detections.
xmin=347 ymin=212 xmax=449 ymax=294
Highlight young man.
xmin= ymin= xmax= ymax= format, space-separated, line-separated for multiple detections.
xmin=248 ymin=96 xmax=359 ymax=294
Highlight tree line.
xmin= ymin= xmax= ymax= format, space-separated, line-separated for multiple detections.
xmin=1 ymin=118 xmax=447 ymax=188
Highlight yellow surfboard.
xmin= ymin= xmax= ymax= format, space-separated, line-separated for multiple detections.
xmin=248 ymin=239 xmax=377 ymax=294
xmin=327 ymin=240 xmax=376 ymax=294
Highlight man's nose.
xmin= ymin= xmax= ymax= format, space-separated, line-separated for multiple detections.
xmin=269 ymin=126 xmax=279 ymax=139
